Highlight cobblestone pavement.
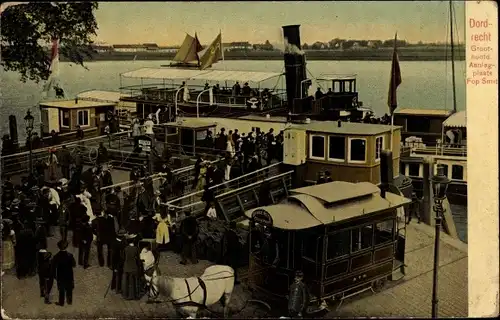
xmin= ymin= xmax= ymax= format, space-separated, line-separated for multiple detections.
xmin=1 ymin=221 xmax=467 ymax=319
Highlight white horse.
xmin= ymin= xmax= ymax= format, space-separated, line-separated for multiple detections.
xmin=152 ymin=265 xmax=235 ymax=319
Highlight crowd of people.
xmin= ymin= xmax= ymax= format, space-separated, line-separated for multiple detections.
xmin=1 ymin=115 xmax=293 ymax=308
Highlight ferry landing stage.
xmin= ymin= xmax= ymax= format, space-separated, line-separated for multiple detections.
xmin=1 ymin=222 xmax=467 ymax=318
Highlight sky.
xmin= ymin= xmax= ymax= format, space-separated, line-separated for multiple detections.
xmin=94 ymin=1 xmax=466 ymax=46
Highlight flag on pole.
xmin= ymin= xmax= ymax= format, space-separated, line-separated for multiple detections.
xmin=387 ymin=33 xmax=402 ymax=115
xmin=199 ymin=33 xmax=222 ymax=70
xmin=42 ymin=38 xmax=64 ymax=99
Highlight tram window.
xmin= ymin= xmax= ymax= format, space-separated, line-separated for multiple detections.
xmin=351 ymin=225 xmax=373 ymax=253
xmin=303 ymin=236 xmax=319 ymax=261
xmin=77 ymin=110 xmax=89 ymax=127
xmin=326 ymin=230 xmax=350 ymax=260
xmin=375 ymin=220 xmax=394 ymax=245
xmin=348 ymin=138 xmax=366 ymax=162
xmin=408 ymin=163 xmax=420 ymax=177
xmin=451 ymin=165 xmax=464 ymax=180
xmin=400 ymin=164 xmax=406 ymax=175
xmin=310 ymin=135 xmax=325 ymax=159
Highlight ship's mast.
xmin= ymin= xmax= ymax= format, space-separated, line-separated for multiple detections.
xmin=449 ymin=0 xmax=457 ymax=114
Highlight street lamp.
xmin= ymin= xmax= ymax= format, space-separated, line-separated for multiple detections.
xmin=430 ymin=164 xmax=451 ymax=319
xmin=24 ymin=110 xmax=35 ymax=176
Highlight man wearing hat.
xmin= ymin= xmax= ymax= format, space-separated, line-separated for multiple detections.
xmin=37 ymin=241 xmax=53 ymax=304
xmin=105 ymin=187 xmax=122 ymax=227
xmin=179 ymin=211 xmax=199 ymax=265
xmin=34 ymin=217 xmax=48 ymax=251
xmin=78 ymin=215 xmax=93 ymax=269
xmin=91 ymin=210 xmax=117 ymax=268
xmin=110 ymin=229 xmax=127 ymax=293
xmin=287 ymin=270 xmax=310 ymax=318
xmin=122 ymin=233 xmax=141 ymax=300
xmin=51 ymin=240 xmax=76 ymax=306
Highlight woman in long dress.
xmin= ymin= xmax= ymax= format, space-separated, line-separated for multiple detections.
xmin=153 ymin=209 xmax=173 ymax=250
xmin=46 ymin=150 xmax=59 ymax=181
xmin=2 ymin=221 xmax=16 ymax=270
xmin=196 ymin=164 xmax=207 ymax=191
xmin=226 ymin=136 xmax=235 ymax=157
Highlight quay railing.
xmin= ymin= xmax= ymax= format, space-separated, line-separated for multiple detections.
xmin=1 ymin=131 xmax=131 ymax=177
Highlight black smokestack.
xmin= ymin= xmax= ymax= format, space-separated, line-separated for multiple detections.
xmin=282 ymin=25 xmax=307 ymax=112
xmin=379 ymin=150 xmax=394 ymax=198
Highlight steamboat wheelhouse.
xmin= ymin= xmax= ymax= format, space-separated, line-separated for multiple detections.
xmin=245 ymin=180 xmax=410 ymax=303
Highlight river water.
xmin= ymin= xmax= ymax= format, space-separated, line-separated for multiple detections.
xmin=0 ymin=59 xmax=468 ymax=242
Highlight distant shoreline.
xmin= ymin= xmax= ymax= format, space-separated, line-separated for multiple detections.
xmin=60 ymin=48 xmax=466 ymax=62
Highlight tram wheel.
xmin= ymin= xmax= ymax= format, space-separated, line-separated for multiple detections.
xmin=372 ymin=278 xmax=387 ymax=292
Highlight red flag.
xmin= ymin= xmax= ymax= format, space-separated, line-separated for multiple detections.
xmin=388 ymin=33 xmax=402 ymax=114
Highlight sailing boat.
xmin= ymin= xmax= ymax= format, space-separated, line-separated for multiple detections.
xmin=167 ymin=33 xmax=204 ymax=68
xmin=398 ymin=0 xmax=467 ymax=205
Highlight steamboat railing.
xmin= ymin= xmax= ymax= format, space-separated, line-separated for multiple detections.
xmin=119 ymin=83 xmax=287 ymax=110
xmin=401 ymin=142 xmax=467 ymax=157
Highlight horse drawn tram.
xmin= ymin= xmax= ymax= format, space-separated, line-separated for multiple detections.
xmin=244 ymin=178 xmax=410 ymax=309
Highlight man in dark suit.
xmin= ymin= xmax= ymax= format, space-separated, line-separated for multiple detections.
xmin=51 ymin=240 xmax=76 ymax=306
xmin=110 ymin=230 xmax=127 ymax=293
xmin=69 ymin=197 xmax=87 ymax=248
xmin=37 ymin=243 xmax=53 ymax=304
xmin=180 ymin=212 xmax=199 ymax=265
xmin=91 ymin=211 xmax=117 ymax=268
xmin=78 ymin=215 xmax=93 ymax=269
xmin=222 ymin=221 xmax=241 ymax=284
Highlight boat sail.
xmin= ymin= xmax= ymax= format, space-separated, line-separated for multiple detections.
xmin=170 ymin=33 xmax=204 ymax=67
xmin=198 ymin=32 xmax=223 ymax=70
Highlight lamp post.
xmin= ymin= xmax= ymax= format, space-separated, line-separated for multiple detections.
xmin=430 ymin=164 xmax=451 ymax=318
xmin=24 ymin=110 xmax=35 ymax=176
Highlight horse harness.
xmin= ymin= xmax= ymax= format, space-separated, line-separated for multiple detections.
xmin=172 ymin=277 xmax=208 ymax=309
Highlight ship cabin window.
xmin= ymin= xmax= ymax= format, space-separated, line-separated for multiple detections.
xmin=310 ymin=134 xmax=325 ymax=160
xmin=328 ymin=136 xmax=345 ymax=161
xmin=451 ymin=164 xmax=464 ymax=180
xmin=326 ymin=230 xmax=350 ymax=260
xmin=408 ymin=163 xmax=421 ymax=177
xmin=351 ymin=225 xmax=374 ymax=253
xmin=400 ymin=163 xmax=406 ymax=175
xmin=348 ymin=138 xmax=367 ymax=163
xmin=375 ymin=135 xmax=385 ymax=161
xmin=375 ymin=220 xmax=395 ymax=245
xmin=438 ymin=164 xmax=449 ymax=178
xmin=60 ymin=110 xmax=70 ymax=128
xmin=77 ymin=110 xmax=90 ymax=127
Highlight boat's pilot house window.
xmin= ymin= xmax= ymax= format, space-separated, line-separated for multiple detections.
xmin=351 ymin=225 xmax=373 ymax=252
xmin=326 ymin=230 xmax=350 ymax=260
xmin=348 ymin=138 xmax=366 ymax=162
xmin=328 ymin=136 xmax=346 ymax=161
xmin=310 ymin=135 xmax=325 ymax=159
xmin=451 ymin=165 xmax=464 ymax=180
xmin=375 ymin=220 xmax=395 ymax=245
xmin=77 ymin=110 xmax=89 ymax=126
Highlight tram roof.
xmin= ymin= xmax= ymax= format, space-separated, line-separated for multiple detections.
xmin=245 ymin=181 xmax=410 ymax=230
xmin=121 ymin=67 xmax=283 ymax=83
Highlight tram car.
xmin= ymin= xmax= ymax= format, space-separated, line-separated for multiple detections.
xmin=245 ymin=152 xmax=410 ymax=307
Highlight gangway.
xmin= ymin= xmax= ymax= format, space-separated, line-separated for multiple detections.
xmin=165 ymin=162 xmax=293 ymax=222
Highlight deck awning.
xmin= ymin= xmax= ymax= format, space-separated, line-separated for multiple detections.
xmin=316 ymin=74 xmax=357 ymax=81
xmin=121 ymin=68 xmax=209 ymax=80
xmin=189 ymin=70 xmax=283 ymax=83
xmin=77 ymin=90 xmax=131 ymax=103
xmin=121 ymin=67 xmax=282 ymax=83
xmin=443 ymin=111 xmax=466 ymax=128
